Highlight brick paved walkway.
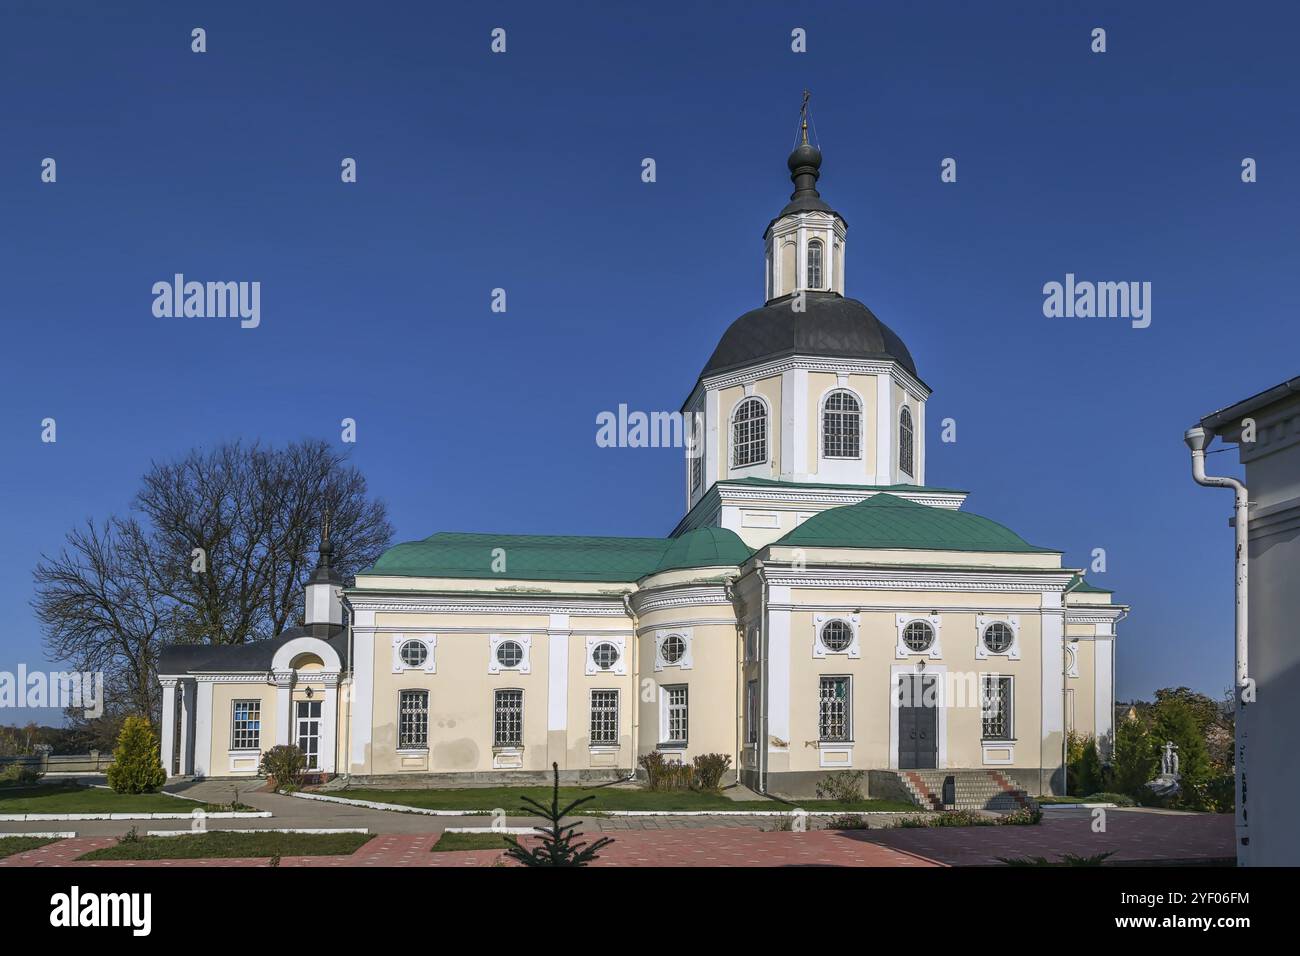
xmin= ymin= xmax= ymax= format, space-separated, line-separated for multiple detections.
xmin=0 ymin=808 xmax=1233 ymax=868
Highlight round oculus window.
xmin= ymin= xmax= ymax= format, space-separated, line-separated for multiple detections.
xmin=496 ymin=640 xmax=524 ymax=668
xmin=399 ymin=640 xmax=427 ymax=667
xmin=592 ymin=642 xmax=621 ymax=670
xmin=820 ymin=620 xmax=853 ymax=652
xmin=660 ymin=634 xmax=686 ymax=664
xmin=903 ymin=621 xmax=934 ymax=653
xmin=982 ymin=622 xmax=1014 ymax=654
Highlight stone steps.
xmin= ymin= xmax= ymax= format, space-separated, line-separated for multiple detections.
xmin=892 ymin=770 xmax=1037 ymax=813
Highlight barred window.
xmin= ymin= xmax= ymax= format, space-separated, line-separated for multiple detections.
xmin=231 ymin=700 xmax=261 ymax=750
xmin=590 ymin=690 xmax=619 ymax=745
xmin=591 ymin=641 xmax=620 ymax=671
xmin=822 ymin=390 xmax=861 ymax=458
xmin=807 ymin=238 xmax=824 ymax=289
xmin=732 ymin=398 xmax=767 ymax=467
xmin=663 ymin=685 xmax=688 ymax=744
xmin=819 ymin=676 xmax=851 ymax=742
xmin=819 ymin=619 xmax=853 ymax=652
xmin=982 ymin=675 xmax=1013 ymax=740
xmin=691 ymin=450 xmax=702 ymax=492
xmin=899 ymin=406 xmax=915 ymax=477
xmin=660 ymin=633 xmax=686 ymax=665
xmin=496 ymin=640 xmax=524 ymax=669
xmin=398 ymin=690 xmax=428 ymax=749
xmin=745 ymin=680 xmax=759 ymax=744
xmin=494 ymin=689 xmax=523 ymax=747
xmin=982 ymin=622 xmax=1014 ymax=654
xmin=399 ymin=640 xmax=427 ymax=668
xmin=903 ymin=620 xmax=935 ymax=653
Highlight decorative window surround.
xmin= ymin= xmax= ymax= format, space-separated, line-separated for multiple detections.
xmin=585 ymin=636 xmax=627 ymax=676
xmin=1065 ymin=641 xmax=1079 ymax=678
xmin=975 ymin=614 xmax=1021 ymax=661
xmin=895 ymin=614 xmax=943 ymax=660
xmin=812 ymin=613 xmax=860 ymax=658
xmin=653 ymin=628 xmax=693 ymax=671
xmin=488 ymin=634 xmax=532 ymax=674
xmin=391 ymin=634 xmax=437 ymax=674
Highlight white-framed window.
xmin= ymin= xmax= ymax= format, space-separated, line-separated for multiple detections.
xmin=899 ymin=406 xmax=915 ymax=478
xmin=822 ymin=389 xmax=862 ymax=459
xmin=818 ymin=675 xmax=851 ymax=742
xmin=731 ymin=397 xmax=767 ymax=467
xmin=691 ymin=449 xmax=702 ymax=492
xmin=654 ymin=629 xmax=692 ymax=671
xmin=398 ymin=690 xmax=428 ymax=750
xmin=688 ymin=410 xmax=703 ymax=492
xmin=807 ymin=238 xmax=824 ymax=289
xmin=813 ymin=614 xmax=860 ymax=658
xmin=231 ymin=700 xmax=261 ymax=750
xmin=585 ymin=636 xmax=627 ymax=675
xmin=895 ymin=614 xmax=943 ymax=659
xmin=745 ymin=680 xmax=759 ymax=744
xmin=975 ymin=615 xmax=1021 ymax=660
xmin=661 ymin=685 xmax=688 ymax=747
xmin=590 ymin=689 xmax=619 ymax=746
xmin=981 ymin=675 xmax=1013 ymax=741
xmin=391 ymin=634 xmax=437 ymax=674
xmin=488 ymin=634 xmax=532 ymax=674
xmin=494 ymin=688 xmax=523 ymax=748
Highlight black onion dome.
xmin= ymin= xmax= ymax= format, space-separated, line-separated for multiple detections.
xmin=701 ymin=292 xmax=919 ymax=380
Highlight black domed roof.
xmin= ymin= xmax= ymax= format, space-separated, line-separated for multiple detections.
xmin=700 ymin=292 xmax=919 ymax=380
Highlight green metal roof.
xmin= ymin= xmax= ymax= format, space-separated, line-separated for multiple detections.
xmin=365 ymin=527 xmax=751 ymax=583
xmin=1069 ymin=574 xmax=1112 ymax=594
xmin=776 ymin=493 xmax=1058 ymax=553
xmin=654 ymin=527 xmax=752 ymax=573
xmin=722 ymin=477 xmax=968 ymax=494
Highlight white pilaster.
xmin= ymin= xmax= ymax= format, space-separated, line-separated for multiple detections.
xmin=916 ymin=398 xmax=926 ymax=485
xmin=1040 ymin=593 xmax=1066 ymax=790
xmin=1094 ymin=637 xmax=1115 ymax=759
xmin=159 ymin=680 xmax=177 ymax=777
xmin=319 ymin=673 xmax=339 ymax=773
xmin=274 ymin=670 xmax=294 ymax=747
xmin=194 ymin=679 xmax=213 ymax=777
xmin=349 ymin=609 xmax=375 ymax=772
xmin=706 ymin=388 xmax=720 ymax=490
xmin=874 ymin=374 xmax=892 ymax=484
xmin=767 ymin=588 xmax=792 ymax=748
xmin=548 ymin=614 xmax=570 ymax=732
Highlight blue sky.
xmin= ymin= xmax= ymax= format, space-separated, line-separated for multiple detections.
xmin=2 ymin=1 xmax=1296 ymax=724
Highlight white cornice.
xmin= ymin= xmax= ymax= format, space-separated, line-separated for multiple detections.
xmin=347 ymin=594 xmax=629 ymax=617
xmin=684 ymin=354 xmax=930 ymax=411
xmin=760 ymin=567 xmax=1077 ymax=592
xmin=716 ymin=484 xmax=965 ymax=511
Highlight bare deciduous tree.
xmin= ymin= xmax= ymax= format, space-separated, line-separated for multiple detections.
xmin=33 ymin=440 xmax=392 ymax=717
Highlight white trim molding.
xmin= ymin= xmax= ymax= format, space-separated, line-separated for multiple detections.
xmin=975 ymin=614 xmax=1021 ymax=661
xmin=585 ymin=636 xmax=628 ymax=676
xmin=653 ymin=628 xmax=693 ymax=672
xmin=895 ymin=613 xmax=943 ymax=660
xmin=488 ymin=634 xmax=533 ymax=675
xmin=391 ymin=634 xmax=437 ymax=674
xmin=812 ymin=613 xmax=861 ymax=659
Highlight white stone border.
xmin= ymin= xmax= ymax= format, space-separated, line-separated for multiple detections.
xmin=0 ymin=831 xmax=77 ymax=838
xmin=1039 ymin=802 xmax=1118 ymax=810
xmin=144 ymin=827 xmax=367 ymax=836
xmin=291 ymin=791 xmax=924 ymax=818
xmin=0 ymin=811 xmax=271 ymax=822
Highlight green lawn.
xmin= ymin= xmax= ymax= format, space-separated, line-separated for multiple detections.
xmin=339 ymin=785 xmax=916 ymax=814
xmin=79 ymin=831 xmax=374 ymax=861
xmin=432 ymin=831 xmax=516 ymax=852
xmin=0 ymin=836 xmax=59 ymax=859
xmin=0 ymin=783 xmax=224 ymax=814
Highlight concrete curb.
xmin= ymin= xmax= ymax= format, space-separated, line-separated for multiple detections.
xmin=1 ymin=831 xmax=78 ymax=839
xmin=0 ymin=811 xmax=273 ymax=822
xmin=292 ymin=792 xmax=924 ymax=818
xmin=445 ymin=826 xmax=539 ymax=834
xmin=1040 ymin=803 xmax=1120 ymax=810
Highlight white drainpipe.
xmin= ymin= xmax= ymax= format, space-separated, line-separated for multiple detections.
xmin=1183 ymin=425 xmax=1250 ymax=858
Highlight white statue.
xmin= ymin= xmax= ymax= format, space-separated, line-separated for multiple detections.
xmin=1161 ymin=740 xmax=1179 ymax=777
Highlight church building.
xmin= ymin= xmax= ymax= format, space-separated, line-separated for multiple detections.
xmin=158 ymin=119 xmax=1125 ymax=802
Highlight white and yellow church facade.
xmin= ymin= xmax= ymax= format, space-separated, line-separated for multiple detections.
xmin=158 ymin=130 xmax=1125 ymax=800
